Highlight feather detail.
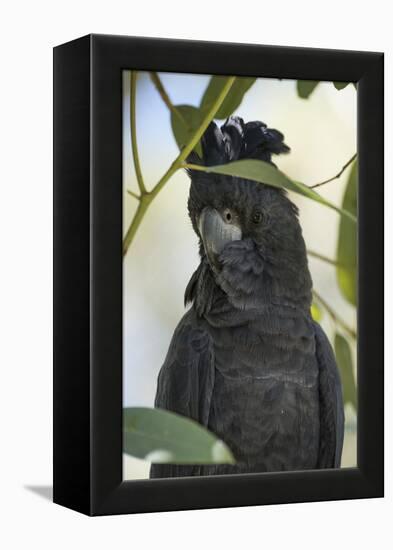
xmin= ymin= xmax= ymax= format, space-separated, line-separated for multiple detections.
xmin=187 ymin=116 xmax=290 ymax=169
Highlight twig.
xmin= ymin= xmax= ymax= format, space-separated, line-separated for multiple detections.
xmin=150 ymin=72 xmax=188 ymax=127
xmin=149 ymin=77 xmax=236 ymax=200
xmin=182 ymin=162 xmax=206 ymax=172
xmin=130 ymin=71 xmax=147 ymax=194
xmin=123 ymin=76 xmax=237 ymax=257
xmin=312 ymin=289 xmax=356 ymax=339
xmin=307 ymin=249 xmax=343 ymax=267
xmin=310 ymin=154 xmax=357 ymax=189
xmin=126 ymin=189 xmax=141 ymax=200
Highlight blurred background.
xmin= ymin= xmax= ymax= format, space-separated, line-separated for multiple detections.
xmin=122 ymin=70 xmax=357 ymax=480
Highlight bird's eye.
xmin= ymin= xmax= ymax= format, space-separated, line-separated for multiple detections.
xmin=252 ymin=210 xmax=263 ymax=224
xmin=224 ymin=209 xmax=232 ymax=223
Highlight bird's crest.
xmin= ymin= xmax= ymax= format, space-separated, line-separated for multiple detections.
xmin=187 ymin=116 xmax=290 ymax=168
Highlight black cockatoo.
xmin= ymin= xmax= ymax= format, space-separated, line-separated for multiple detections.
xmin=150 ymin=116 xmax=344 ymax=478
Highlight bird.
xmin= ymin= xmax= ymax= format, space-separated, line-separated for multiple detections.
xmin=150 ymin=116 xmax=344 ymax=478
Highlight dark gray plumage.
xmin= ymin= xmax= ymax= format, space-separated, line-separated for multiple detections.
xmin=150 ymin=117 xmax=344 ymax=478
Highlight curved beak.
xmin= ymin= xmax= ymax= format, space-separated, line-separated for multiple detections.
xmin=198 ymin=207 xmax=242 ymax=268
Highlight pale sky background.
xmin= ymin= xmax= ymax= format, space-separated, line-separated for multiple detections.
xmin=122 ymin=70 xmax=357 ymax=479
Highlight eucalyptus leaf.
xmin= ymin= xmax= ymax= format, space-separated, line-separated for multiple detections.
xmin=123 ymin=407 xmax=235 ymax=464
xmin=334 ymin=333 xmax=357 ymax=409
xmin=171 ymin=105 xmax=204 ymax=157
xmin=336 ymin=160 xmax=357 ymax=305
xmin=333 ymin=81 xmax=351 ymax=90
xmin=200 ymin=76 xmax=256 ymax=119
xmin=297 ymin=80 xmax=319 ymax=99
xmin=194 ymin=159 xmax=356 ymax=223
xmin=311 ymin=301 xmax=323 ymax=322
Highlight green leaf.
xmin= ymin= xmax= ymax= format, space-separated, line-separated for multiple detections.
xmin=170 ymin=77 xmax=255 ymax=156
xmin=311 ymin=301 xmax=323 ymax=322
xmin=170 ymin=105 xmax=204 ymax=157
xmin=336 ymin=160 xmax=357 ymax=305
xmin=194 ymin=159 xmax=356 ymax=223
xmin=333 ymin=81 xmax=351 ymax=90
xmin=200 ymin=76 xmax=256 ymax=119
xmin=297 ymin=80 xmax=319 ymax=99
xmin=334 ymin=333 xmax=357 ymax=409
xmin=123 ymin=407 xmax=235 ymax=464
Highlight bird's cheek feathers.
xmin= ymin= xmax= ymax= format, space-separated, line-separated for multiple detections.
xmin=210 ymin=238 xmax=266 ymax=309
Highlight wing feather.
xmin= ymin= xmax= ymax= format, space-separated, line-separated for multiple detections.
xmin=314 ymin=322 xmax=345 ymax=468
xmin=150 ymin=310 xmax=215 ymax=478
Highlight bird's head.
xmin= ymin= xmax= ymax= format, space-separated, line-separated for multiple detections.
xmin=186 ymin=117 xmax=312 ymax=312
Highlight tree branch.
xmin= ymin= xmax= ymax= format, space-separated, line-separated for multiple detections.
xmin=310 ymin=154 xmax=357 ymax=189
xmin=122 ymin=194 xmax=153 ymax=256
xmin=123 ymin=76 xmax=237 ymax=257
xmin=130 ymin=71 xmax=147 ymax=194
xmin=149 ymin=77 xmax=236 ymax=200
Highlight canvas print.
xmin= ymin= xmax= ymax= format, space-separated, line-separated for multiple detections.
xmin=122 ymin=71 xmax=357 ymax=480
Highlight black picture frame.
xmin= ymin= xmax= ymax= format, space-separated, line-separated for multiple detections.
xmin=53 ymin=34 xmax=384 ymax=516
